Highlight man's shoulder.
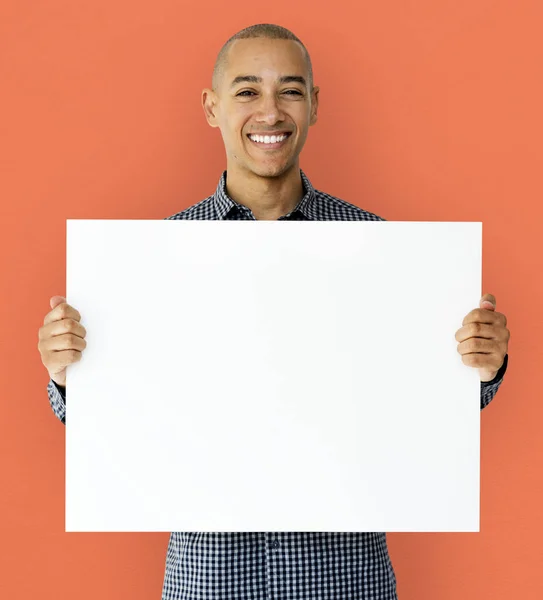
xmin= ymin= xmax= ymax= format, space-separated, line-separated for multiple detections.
xmin=164 ymin=195 xmax=216 ymax=220
xmin=312 ymin=189 xmax=387 ymax=222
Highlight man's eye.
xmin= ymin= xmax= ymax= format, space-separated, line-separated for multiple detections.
xmin=237 ymin=90 xmax=303 ymax=97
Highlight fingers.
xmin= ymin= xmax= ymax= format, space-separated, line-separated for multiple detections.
xmin=44 ymin=348 xmax=83 ymax=377
xmin=457 ymin=337 xmax=497 ymax=355
xmin=39 ymin=299 xmax=86 ymax=382
xmin=455 ymin=321 xmax=510 ymax=344
xmin=50 ymin=295 xmax=66 ymax=310
xmin=39 ymin=333 xmax=86 ymax=378
xmin=44 ymin=301 xmax=81 ymax=326
xmin=39 ymin=316 xmax=86 ymax=341
xmin=462 ymin=308 xmax=504 ymax=326
xmin=39 ymin=332 xmax=87 ymax=354
xmin=455 ymin=322 xmax=497 ymax=343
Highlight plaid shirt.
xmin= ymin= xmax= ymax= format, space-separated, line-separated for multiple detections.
xmin=48 ymin=168 xmax=508 ymax=599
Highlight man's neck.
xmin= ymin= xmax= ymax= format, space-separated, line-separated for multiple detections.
xmin=225 ymin=164 xmax=304 ymax=220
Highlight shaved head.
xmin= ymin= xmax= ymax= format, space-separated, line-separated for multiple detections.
xmin=211 ymin=23 xmax=314 ymax=94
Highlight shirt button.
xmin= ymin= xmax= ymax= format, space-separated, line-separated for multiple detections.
xmin=272 ymin=540 xmax=280 ymax=549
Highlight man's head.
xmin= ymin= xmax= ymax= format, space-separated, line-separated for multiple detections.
xmin=202 ymin=24 xmax=319 ymax=179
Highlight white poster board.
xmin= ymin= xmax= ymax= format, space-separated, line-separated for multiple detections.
xmin=66 ymin=220 xmax=482 ymax=532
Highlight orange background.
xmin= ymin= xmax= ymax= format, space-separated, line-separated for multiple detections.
xmin=1 ymin=1 xmax=542 ymax=598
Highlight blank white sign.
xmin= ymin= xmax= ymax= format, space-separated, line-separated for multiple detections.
xmin=65 ymin=220 xmax=482 ymax=533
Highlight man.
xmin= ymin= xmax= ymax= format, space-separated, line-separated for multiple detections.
xmin=38 ymin=23 xmax=510 ymax=600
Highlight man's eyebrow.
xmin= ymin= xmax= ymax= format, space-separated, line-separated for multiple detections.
xmin=229 ymin=75 xmax=307 ymax=88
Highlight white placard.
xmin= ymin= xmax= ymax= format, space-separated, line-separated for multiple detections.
xmin=66 ymin=220 xmax=482 ymax=532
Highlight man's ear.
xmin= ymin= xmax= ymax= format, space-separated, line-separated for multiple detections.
xmin=202 ymin=89 xmax=220 ymax=128
xmin=309 ymin=86 xmax=319 ymax=126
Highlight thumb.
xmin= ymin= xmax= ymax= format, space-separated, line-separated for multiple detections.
xmin=480 ymin=294 xmax=496 ymax=311
xmin=50 ymin=295 xmax=66 ymax=310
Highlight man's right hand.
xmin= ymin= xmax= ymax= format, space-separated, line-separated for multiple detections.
xmin=38 ymin=296 xmax=87 ymax=388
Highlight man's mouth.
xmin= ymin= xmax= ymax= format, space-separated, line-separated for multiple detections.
xmin=246 ymin=132 xmax=292 ymax=149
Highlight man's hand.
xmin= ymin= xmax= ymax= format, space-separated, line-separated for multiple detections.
xmin=455 ymin=293 xmax=510 ymax=382
xmin=38 ymin=296 xmax=87 ymax=388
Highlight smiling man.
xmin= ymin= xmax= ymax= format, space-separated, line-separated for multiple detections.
xmin=202 ymin=31 xmax=318 ymax=221
xmin=43 ymin=22 xmax=509 ymax=600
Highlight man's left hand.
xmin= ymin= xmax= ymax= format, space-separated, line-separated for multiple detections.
xmin=455 ymin=293 xmax=510 ymax=382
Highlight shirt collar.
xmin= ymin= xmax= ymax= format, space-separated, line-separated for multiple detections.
xmin=213 ymin=168 xmax=318 ymax=220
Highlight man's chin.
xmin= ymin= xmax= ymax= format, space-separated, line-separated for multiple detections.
xmin=247 ymin=160 xmax=295 ymax=179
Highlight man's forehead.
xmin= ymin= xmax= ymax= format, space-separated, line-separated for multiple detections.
xmin=226 ymin=38 xmax=305 ymax=68
xmin=220 ymin=38 xmax=309 ymax=91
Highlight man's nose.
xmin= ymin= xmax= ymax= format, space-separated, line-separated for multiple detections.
xmin=255 ymin=94 xmax=285 ymax=123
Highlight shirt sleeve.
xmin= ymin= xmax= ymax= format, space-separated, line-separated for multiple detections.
xmin=480 ymin=353 xmax=509 ymax=410
xmin=47 ymin=379 xmax=66 ymax=425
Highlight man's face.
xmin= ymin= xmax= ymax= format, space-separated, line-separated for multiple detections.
xmin=202 ymin=38 xmax=319 ymax=178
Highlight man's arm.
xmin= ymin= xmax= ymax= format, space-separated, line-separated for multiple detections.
xmin=47 ymin=379 xmax=66 ymax=425
xmin=480 ymin=353 xmax=509 ymax=410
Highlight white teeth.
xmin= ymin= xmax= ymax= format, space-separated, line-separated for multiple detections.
xmin=249 ymin=134 xmax=288 ymax=144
